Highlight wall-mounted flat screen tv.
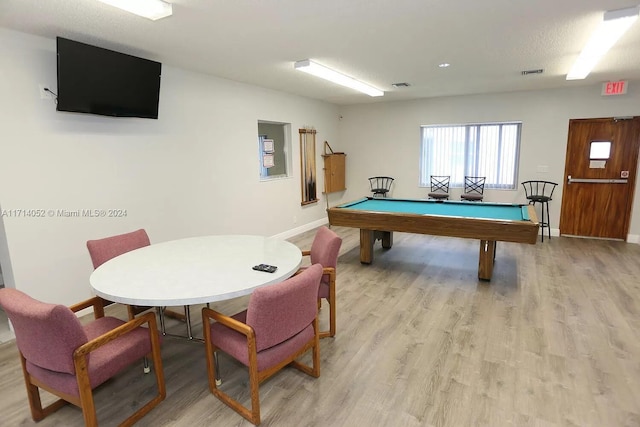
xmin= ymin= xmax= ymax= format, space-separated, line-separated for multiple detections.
xmin=56 ymin=37 xmax=162 ymax=119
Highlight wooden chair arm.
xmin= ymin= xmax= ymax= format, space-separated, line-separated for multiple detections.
xmin=73 ymin=311 xmax=159 ymax=359
xmin=322 ymin=266 xmax=335 ymax=276
xmin=202 ymin=307 xmax=253 ymax=337
xmin=69 ymin=296 xmax=106 ymax=319
xmin=294 ymin=265 xmax=335 ymax=278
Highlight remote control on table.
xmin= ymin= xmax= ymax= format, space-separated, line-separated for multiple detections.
xmin=252 ymin=264 xmax=278 ymax=273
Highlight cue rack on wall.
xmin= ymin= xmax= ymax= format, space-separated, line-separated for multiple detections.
xmin=300 ymin=128 xmax=318 ymax=205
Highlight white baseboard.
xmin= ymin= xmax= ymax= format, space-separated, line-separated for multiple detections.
xmin=271 ymin=218 xmax=329 ymax=240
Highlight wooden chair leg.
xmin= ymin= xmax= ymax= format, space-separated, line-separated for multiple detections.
xmin=311 ymin=317 xmax=321 ymax=376
xmin=290 ymin=319 xmax=321 ymax=378
xmin=205 ymin=320 xmax=262 ymax=425
xmin=320 ymin=273 xmax=336 ymax=339
xmin=24 ymin=382 xmax=45 ymax=421
xmin=248 ymin=350 xmax=261 ymax=425
xmin=75 ymin=354 xmax=99 ymax=427
xmin=204 ymin=321 xmax=217 ymax=394
xmin=209 ymin=353 xmax=262 ymax=425
xmin=319 ymin=297 xmax=331 ymax=338
xmin=20 ymin=354 xmax=44 ymax=421
xmin=20 ymin=353 xmax=68 ymax=421
xmin=329 ymin=278 xmax=336 ymax=337
xmin=328 ymin=285 xmax=336 ymax=338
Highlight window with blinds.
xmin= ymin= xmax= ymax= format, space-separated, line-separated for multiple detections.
xmin=419 ymin=122 xmax=522 ymax=189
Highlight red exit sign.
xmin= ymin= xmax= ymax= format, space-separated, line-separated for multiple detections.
xmin=602 ymin=80 xmax=628 ymax=96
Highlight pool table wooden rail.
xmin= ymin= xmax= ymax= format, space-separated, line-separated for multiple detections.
xmin=327 ymin=205 xmax=539 ymax=243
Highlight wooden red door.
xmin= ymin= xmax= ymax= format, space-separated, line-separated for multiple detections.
xmin=559 ymin=117 xmax=640 ymax=240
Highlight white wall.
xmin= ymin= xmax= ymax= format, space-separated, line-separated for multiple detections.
xmin=0 ymin=29 xmax=340 ymax=304
xmin=337 ymin=86 xmax=640 ymax=240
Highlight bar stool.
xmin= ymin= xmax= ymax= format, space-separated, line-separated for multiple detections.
xmin=369 ymin=176 xmax=394 ymax=198
xmin=428 ymin=175 xmax=450 ymax=200
xmin=522 ymin=180 xmax=558 ymax=242
xmin=461 ymin=176 xmax=485 ymax=201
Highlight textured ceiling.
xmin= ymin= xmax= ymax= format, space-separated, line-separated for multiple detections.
xmin=1 ymin=0 xmax=639 ymax=105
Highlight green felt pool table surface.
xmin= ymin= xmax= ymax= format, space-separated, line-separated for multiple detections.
xmin=339 ymin=198 xmax=531 ymax=221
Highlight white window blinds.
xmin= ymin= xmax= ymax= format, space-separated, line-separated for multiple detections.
xmin=419 ymin=122 xmax=521 ymax=189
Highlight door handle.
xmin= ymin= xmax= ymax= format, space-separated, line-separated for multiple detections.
xmin=567 ymin=175 xmax=628 ymax=184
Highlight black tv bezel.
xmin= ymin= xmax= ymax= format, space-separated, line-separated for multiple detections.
xmin=56 ymin=37 xmax=162 ymax=119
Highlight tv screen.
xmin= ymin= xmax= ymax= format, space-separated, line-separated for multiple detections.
xmin=56 ymin=37 xmax=162 ymax=119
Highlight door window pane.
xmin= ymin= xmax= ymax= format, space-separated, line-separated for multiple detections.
xmin=590 ymin=141 xmax=611 ymax=159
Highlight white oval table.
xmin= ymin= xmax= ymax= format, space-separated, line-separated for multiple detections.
xmin=90 ymin=235 xmax=302 ymax=339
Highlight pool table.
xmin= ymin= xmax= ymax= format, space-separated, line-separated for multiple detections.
xmin=327 ymin=197 xmax=539 ymax=280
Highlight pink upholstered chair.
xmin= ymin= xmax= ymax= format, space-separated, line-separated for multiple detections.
xmin=0 ymin=288 xmax=165 ymax=426
xmin=202 ymin=263 xmax=323 ymax=425
xmin=300 ymin=226 xmax=342 ymax=338
xmin=87 ymin=229 xmax=185 ymax=326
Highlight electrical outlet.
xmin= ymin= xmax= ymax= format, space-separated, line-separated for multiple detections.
xmin=39 ymin=84 xmax=54 ymax=100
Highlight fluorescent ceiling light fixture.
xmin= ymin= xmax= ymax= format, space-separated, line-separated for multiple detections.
xmin=294 ymin=59 xmax=384 ymax=97
xmin=566 ymin=6 xmax=639 ymax=80
xmin=97 ymin=0 xmax=173 ymax=21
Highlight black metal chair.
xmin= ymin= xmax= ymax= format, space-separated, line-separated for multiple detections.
xmin=522 ymin=180 xmax=558 ymax=242
xmin=369 ymin=176 xmax=394 ymax=198
xmin=461 ymin=176 xmax=485 ymax=201
xmin=428 ymin=175 xmax=450 ymax=200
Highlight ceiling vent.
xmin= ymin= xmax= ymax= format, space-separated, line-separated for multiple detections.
xmin=521 ymin=69 xmax=544 ymax=75
xmin=392 ymin=82 xmax=411 ymax=88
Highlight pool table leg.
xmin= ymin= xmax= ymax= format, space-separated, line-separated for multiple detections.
xmin=360 ymin=229 xmax=374 ymax=264
xmin=478 ymin=240 xmax=496 ymax=281
xmin=360 ymin=230 xmax=394 ymax=264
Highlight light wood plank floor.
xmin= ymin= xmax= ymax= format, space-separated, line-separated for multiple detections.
xmin=1 ymin=227 xmax=639 ymax=426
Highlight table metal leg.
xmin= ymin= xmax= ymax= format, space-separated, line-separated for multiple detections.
xmin=157 ymin=305 xmax=205 ymax=342
xmin=158 ymin=307 xmax=167 ymax=335
xmin=184 ymin=305 xmax=193 ymax=340
xmin=214 ymin=351 xmax=222 ymax=386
